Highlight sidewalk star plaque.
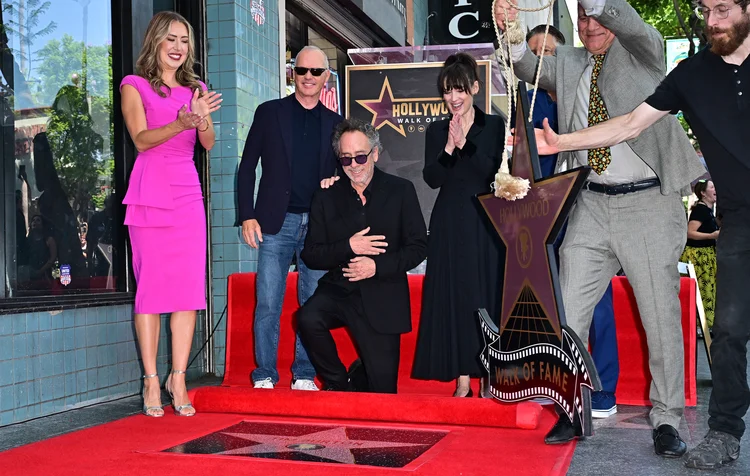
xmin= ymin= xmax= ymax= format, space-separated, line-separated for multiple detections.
xmin=477 ymin=83 xmax=601 ymax=438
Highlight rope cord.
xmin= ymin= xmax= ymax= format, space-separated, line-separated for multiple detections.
xmin=489 ymin=0 xmax=555 ymax=197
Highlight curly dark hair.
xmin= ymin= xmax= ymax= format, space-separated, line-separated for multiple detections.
xmin=331 ymin=118 xmax=381 ymax=157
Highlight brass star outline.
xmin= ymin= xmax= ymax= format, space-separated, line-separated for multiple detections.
xmin=356 ymin=77 xmax=443 ymax=138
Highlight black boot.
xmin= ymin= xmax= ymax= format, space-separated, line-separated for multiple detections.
xmin=544 ymin=414 xmax=582 ymax=445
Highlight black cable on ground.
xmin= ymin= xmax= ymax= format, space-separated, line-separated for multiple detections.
xmin=187 ymin=304 xmax=227 ymax=370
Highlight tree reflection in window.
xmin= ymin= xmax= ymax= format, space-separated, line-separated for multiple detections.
xmin=3 ymin=0 xmax=117 ymax=295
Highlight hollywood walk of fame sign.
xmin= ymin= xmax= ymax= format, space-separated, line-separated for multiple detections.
xmin=346 ymin=61 xmax=490 ymax=226
xmin=477 ymin=83 xmax=601 ymax=437
xmin=163 ymin=421 xmax=448 ymax=468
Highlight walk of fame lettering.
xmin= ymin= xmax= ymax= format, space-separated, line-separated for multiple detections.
xmin=356 ymin=77 xmax=449 ymax=137
xmin=476 ymin=83 xmax=601 ymax=437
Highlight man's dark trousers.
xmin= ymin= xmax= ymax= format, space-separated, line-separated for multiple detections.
xmin=708 ymin=218 xmax=750 ymax=440
xmin=298 ymin=290 xmax=401 ymax=394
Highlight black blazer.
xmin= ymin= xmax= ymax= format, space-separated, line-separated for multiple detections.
xmin=301 ymin=168 xmax=428 ymax=334
xmin=237 ymin=95 xmax=343 ymax=234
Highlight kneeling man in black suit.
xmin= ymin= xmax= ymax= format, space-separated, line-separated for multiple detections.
xmin=298 ymin=118 xmax=428 ymax=393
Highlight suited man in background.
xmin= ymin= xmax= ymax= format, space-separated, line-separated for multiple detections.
xmin=495 ymin=0 xmax=705 ymax=456
xmin=297 ymin=118 xmax=427 ymax=394
xmin=238 ymin=45 xmax=343 ymax=391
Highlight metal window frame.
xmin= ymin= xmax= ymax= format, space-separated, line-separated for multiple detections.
xmin=0 ymin=0 xmax=136 ymax=312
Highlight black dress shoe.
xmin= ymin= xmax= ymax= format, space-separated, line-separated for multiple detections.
xmin=544 ymin=415 xmax=582 ymax=445
xmin=347 ymin=359 xmax=369 ymax=392
xmin=322 ymin=382 xmax=349 ymax=391
xmin=653 ymin=424 xmax=687 ymax=458
xmin=452 ymin=388 xmax=473 ymax=397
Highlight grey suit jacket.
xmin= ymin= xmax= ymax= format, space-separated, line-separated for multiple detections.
xmin=513 ymin=0 xmax=704 ymax=195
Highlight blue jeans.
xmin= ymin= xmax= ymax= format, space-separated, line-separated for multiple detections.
xmin=252 ymin=212 xmax=325 ymax=383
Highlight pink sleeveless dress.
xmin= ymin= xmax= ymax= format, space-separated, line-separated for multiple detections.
xmin=120 ymin=75 xmax=206 ymax=314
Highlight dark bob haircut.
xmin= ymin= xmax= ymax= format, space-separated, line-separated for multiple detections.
xmin=437 ymin=52 xmax=482 ymax=95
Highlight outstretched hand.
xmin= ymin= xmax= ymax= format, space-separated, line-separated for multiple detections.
xmin=506 ymin=118 xmax=561 ymax=156
xmin=536 ymin=118 xmax=561 ymax=155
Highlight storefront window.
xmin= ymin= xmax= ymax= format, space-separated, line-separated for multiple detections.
xmin=1 ymin=0 xmax=117 ymax=297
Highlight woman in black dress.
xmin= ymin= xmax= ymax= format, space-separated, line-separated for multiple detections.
xmin=681 ymin=180 xmax=719 ymax=329
xmin=412 ymin=53 xmax=504 ymax=397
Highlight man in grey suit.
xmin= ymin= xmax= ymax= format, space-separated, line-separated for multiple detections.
xmin=495 ymin=0 xmax=705 ymax=456
xmin=528 ymin=0 xmax=750 ymax=469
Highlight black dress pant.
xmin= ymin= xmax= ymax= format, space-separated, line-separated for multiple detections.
xmin=708 ymin=219 xmax=750 ymax=440
xmin=297 ymin=289 xmax=401 ymax=394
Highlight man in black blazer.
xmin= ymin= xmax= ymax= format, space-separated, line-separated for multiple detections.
xmin=298 ymin=118 xmax=428 ymax=394
xmin=237 ymin=46 xmax=343 ymax=391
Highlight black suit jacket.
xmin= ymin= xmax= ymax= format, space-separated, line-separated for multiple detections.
xmin=301 ymin=168 xmax=428 ymax=334
xmin=237 ymin=95 xmax=343 ymax=234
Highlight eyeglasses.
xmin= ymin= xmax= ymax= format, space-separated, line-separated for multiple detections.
xmin=695 ymin=4 xmax=735 ymax=20
xmin=339 ymin=148 xmax=373 ymax=166
xmin=294 ymin=66 xmax=327 ymax=77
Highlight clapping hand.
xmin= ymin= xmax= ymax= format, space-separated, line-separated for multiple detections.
xmin=449 ymin=113 xmax=466 ymax=149
xmin=343 ymin=256 xmax=376 ymax=282
xmin=190 ymin=88 xmax=222 ymax=118
xmin=176 ymin=105 xmax=204 ymax=131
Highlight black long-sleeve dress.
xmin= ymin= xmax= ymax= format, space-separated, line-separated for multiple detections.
xmin=412 ymin=106 xmax=505 ymax=381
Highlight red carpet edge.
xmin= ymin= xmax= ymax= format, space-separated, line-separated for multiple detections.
xmin=191 ymin=386 xmax=543 ymax=429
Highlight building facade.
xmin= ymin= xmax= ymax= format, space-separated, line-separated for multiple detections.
xmin=0 ymin=0 xmax=426 ymax=426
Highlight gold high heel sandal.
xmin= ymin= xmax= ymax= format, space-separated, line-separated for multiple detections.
xmin=141 ymin=373 xmax=164 ymax=417
xmin=165 ymin=369 xmax=196 ymax=417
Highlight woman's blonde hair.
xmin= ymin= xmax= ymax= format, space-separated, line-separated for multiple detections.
xmin=135 ymin=11 xmax=202 ymax=97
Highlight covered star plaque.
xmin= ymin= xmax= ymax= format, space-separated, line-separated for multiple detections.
xmin=477 ymin=83 xmax=601 ymax=438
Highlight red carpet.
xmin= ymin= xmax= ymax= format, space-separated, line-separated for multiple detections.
xmin=224 ymin=273 xmax=697 ymax=406
xmin=0 ymin=408 xmax=573 ymax=476
xmin=0 ymin=273 xmax=699 ymax=475
xmin=612 ymin=277 xmax=697 ymax=406
xmin=224 ymin=272 xmax=460 ymax=395
xmin=192 ymin=386 xmax=542 ymax=429
xmin=220 ymin=272 xmax=541 ymax=431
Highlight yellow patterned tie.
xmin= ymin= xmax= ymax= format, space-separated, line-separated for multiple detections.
xmin=587 ymin=54 xmax=611 ymax=174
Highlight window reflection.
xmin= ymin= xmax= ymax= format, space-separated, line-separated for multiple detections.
xmin=3 ymin=0 xmax=116 ymax=295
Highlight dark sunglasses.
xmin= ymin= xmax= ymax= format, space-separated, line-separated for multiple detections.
xmin=339 ymin=148 xmax=373 ymax=166
xmin=294 ymin=66 xmax=327 ymax=77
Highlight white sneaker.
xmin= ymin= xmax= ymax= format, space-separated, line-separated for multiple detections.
xmin=291 ymin=379 xmax=319 ymax=391
xmin=253 ymin=378 xmax=274 ymax=389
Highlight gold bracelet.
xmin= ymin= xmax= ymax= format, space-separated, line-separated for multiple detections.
xmin=198 ymin=118 xmax=209 ymax=132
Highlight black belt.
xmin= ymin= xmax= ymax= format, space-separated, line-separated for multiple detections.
xmin=583 ymin=178 xmax=661 ymax=196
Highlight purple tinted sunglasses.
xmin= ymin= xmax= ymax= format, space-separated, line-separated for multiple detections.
xmin=339 ymin=148 xmax=373 ymax=166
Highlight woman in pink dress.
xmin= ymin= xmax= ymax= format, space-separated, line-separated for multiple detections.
xmin=121 ymin=11 xmax=221 ymax=417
